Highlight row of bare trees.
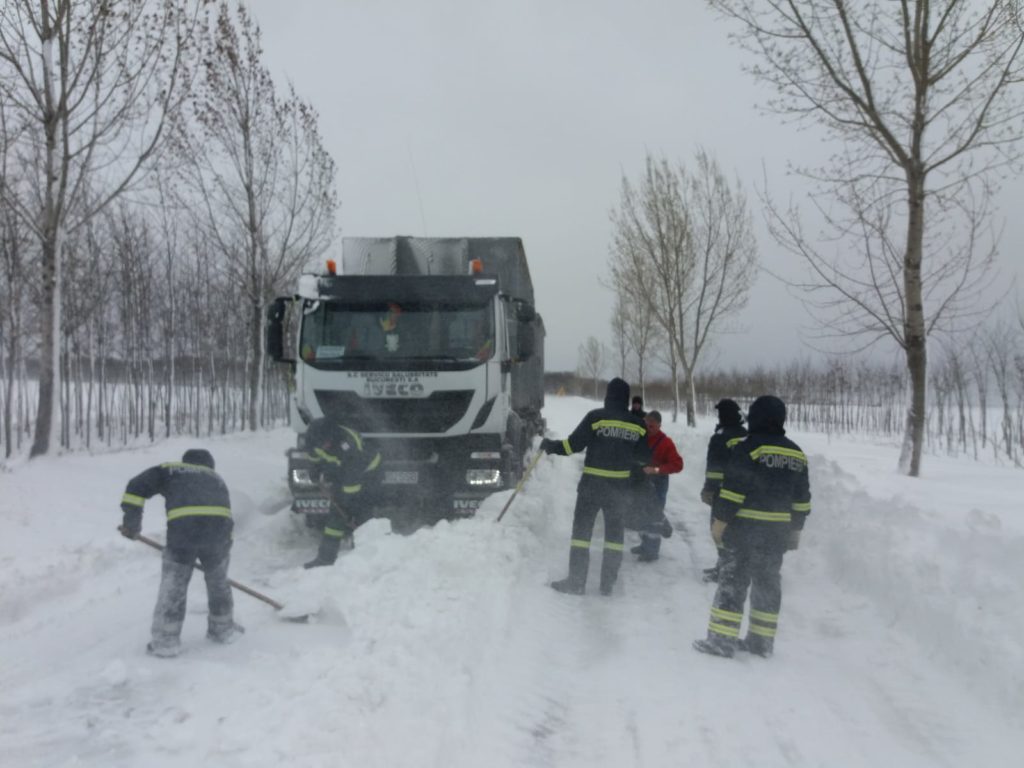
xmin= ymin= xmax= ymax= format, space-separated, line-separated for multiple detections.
xmin=0 ymin=1 xmax=336 ymax=460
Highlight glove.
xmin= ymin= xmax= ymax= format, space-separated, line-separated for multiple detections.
xmin=710 ymin=518 xmax=727 ymax=548
xmin=787 ymin=530 xmax=801 ymax=551
xmin=700 ymin=488 xmax=715 ymax=506
xmin=539 ymin=438 xmax=558 ymax=455
xmin=120 ymin=510 xmax=141 ymax=540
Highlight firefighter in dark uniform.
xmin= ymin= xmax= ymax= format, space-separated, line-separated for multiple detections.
xmin=540 ymin=377 xmax=652 ymax=596
xmin=699 ymin=398 xmax=748 ymax=583
xmin=302 ymin=417 xmax=382 ymax=568
xmin=119 ymin=448 xmax=238 ymax=658
xmin=693 ymin=395 xmax=811 ymax=658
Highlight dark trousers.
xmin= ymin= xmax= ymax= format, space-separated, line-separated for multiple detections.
xmin=565 ymin=479 xmax=627 ymax=591
xmin=704 ymin=525 xmax=786 ymax=649
xmin=151 ymin=535 xmax=233 ymax=648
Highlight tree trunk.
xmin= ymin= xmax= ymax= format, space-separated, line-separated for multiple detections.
xmin=31 ymin=225 xmax=63 ymax=457
xmin=898 ymin=172 xmax=927 ymax=477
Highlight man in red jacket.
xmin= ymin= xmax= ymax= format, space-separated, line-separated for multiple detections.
xmin=632 ymin=410 xmax=684 ymax=562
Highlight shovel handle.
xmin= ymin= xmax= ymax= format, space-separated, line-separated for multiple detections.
xmin=496 ymin=451 xmax=543 ymax=523
xmin=128 ymin=530 xmax=285 ymax=611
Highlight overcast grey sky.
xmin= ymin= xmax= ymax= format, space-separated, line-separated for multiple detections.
xmin=244 ymin=0 xmax=1024 ymax=373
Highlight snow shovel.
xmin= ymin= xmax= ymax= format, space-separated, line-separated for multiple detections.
xmin=124 ymin=530 xmax=316 ymax=622
xmin=496 ymin=451 xmax=543 ymax=523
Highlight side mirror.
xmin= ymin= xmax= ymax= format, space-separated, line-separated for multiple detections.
xmin=266 ymin=297 xmax=292 ymax=363
xmin=514 ymin=300 xmax=536 ymax=322
xmin=516 ymin=322 xmax=535 ymax=360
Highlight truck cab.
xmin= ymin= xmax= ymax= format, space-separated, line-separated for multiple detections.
xmin=267 ymin=237 xmax=545 ymax=524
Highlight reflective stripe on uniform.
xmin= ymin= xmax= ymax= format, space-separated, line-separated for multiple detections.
xmin=570 ymin=539 xmax=590 ymax=549
xmin=709 ymin=622 xmax=740 ymax=638
xmin=709 ymin=606 xmax=743 ymax=638
xmin=340 ymin=426 xmax=363 ymax=450
xmin=122 ymin=493 xmax=145 ymax=507
xmin=166 ymin=505 xmax=231 ymax=521
xmin=342 ymin=484 xmax=362 ymax=494
xmin=590 ymin=419 xmax=646 ymax=435
xmin=324 ymin=527 xmax=346 ymax=538
xmin=726 ymin=437 xmax=745 ymax=448
xmin=792 ymin=501 xmax=811 ymax=512
xmin=719 ymin=488 xmax=745 ymax=503
xmin=604 ymin=541 xmax=624 ymax=551
xmin=705 ymin=471 xmax=724 ymax=480
xmin=366 ymin=452 xmax=382 ymax=472
xmin=736 ymin=509 xmax=791 ymax=522
xmin=711 ymin=606 xmax=744 ymax=623
xmin=748 ymin=445 xmax=807 ymax=463
xmin=562 ymin=439 xmax=573 ymax=455
xmin=312 ymin=447 xmax=341 ymax=465
xmin=750 ymin=609 xmax=778 ymax=624
xmin=749 ymin=623 xmax=778 ymax=638
xmin=582 ymin=466 xmax=631 ymax=479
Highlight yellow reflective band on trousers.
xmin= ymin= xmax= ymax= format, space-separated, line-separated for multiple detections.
xmin=166 ymin=505 xmax=231 ymax=521
xmin=604 ymin=541 xmax=624 ymax=551
xmin=582 ymin=466 xmax=631 ymax=479
xmin=570 ymin=539 xmax=590 ymax=549
xmin=749 ymin=623 xmax=778 ymax=638
xmin=122 ymin=493 xmax=145 ymax=507
xmin=792 ymin=501 xmax=811 ymax=513
xmin=324 ymin=527 xmax=346 ymax=538
xmin=709 ymin=606 xmax=742 ymax=638
xmin=750 ymin=608 xmax=779 ymax=636
xmin=736 ymin=509 xmax=792 ymax=522
xmin=750 ymin=609 xmax=778 ymax=624
xmin=705 ymin=471 xmax=724 ymax=480
xmin=342 ymin=484 xmax=362 ymax=494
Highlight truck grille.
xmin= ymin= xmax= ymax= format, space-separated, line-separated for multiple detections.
xmin=314 ymin=390 xmax=475 ymax=434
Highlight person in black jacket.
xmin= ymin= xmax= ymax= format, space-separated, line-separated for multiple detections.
xmin=699 ymin=399 xmax=748 ymax=583
xmin=693 ymin=395 xmax=811 ymax=659
xmin=119 ymin=448 xmax=238 ymax=658
xmin=302 ymin=417 xmax=382 ymax=568
xmin=540 ymin=377 xmax=651 ymax=596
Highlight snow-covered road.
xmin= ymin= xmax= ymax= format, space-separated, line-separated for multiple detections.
xmin=1 ymin=396 xmax=1021 ymax=767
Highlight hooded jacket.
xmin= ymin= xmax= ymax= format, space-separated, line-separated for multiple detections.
xmin=712 ymin=396 xmax=811 ymax=531
xmin=546 ymin=378 xmax=651 ymax=480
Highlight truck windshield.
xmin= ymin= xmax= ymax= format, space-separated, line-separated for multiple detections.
xmin=299 ymin=300 xmax=494 ymax=365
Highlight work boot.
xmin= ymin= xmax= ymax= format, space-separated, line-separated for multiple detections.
xmin=630 ymin=544 xmax=644 ymax=555
xmin=737 ymin=635 xmax=774 ymax=658
xmin=304 ymin=536 xmax=343 ymax=569
xmin=550 ymin=578 xmax=585 ymax=595
xmin=701 ymin=566 xmax=719 ymax=583
xmin=692 ymin=636 xmax=736 ymax=658
xmin=146 ymin=640 xmax=182 ymax=659
xmin=207 ymin=615 xmax=246 ymax=644
xmin=636 ymin=534 xmax=660 ymax=562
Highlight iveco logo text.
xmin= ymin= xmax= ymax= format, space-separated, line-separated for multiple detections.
xmin=364 ymin=382 xmax=426 ymax=397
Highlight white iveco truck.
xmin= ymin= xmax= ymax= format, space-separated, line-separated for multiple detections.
xmin=266 ymin=236 xmax=545 ymax=523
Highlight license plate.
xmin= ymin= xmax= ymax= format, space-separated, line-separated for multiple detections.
xmin=383 ymin=470 xmax=419 ymax=485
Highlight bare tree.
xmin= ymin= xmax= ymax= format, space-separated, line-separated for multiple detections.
xmin=177 ymin=1 xmax=337 ymax=430
xmin=0 ymin=0 xmax=203 ymax=456
xmin=708 ymin=0 xmax=1024 ymax=476
xmin=577 ymin=336 xmax=606 ymax=400
xmin=609 ymin=150 xmax=756 ymax=426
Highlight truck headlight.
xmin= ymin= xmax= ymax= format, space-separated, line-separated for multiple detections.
xmin=290 ymin=468 xmax=317 ymax=488
xmin=466 ymin=469 xmax=502 ymax=487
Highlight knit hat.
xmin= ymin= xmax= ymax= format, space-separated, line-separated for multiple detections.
xmin=714 ymin=398 xmax=743 ymax=426
xmin=747 ymin=395 xmax=787 ymax=434
xmin=182 ymin=448 xmax=215 ymax=469
xmin=604 ymin=377 xmax=630 ymax=410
